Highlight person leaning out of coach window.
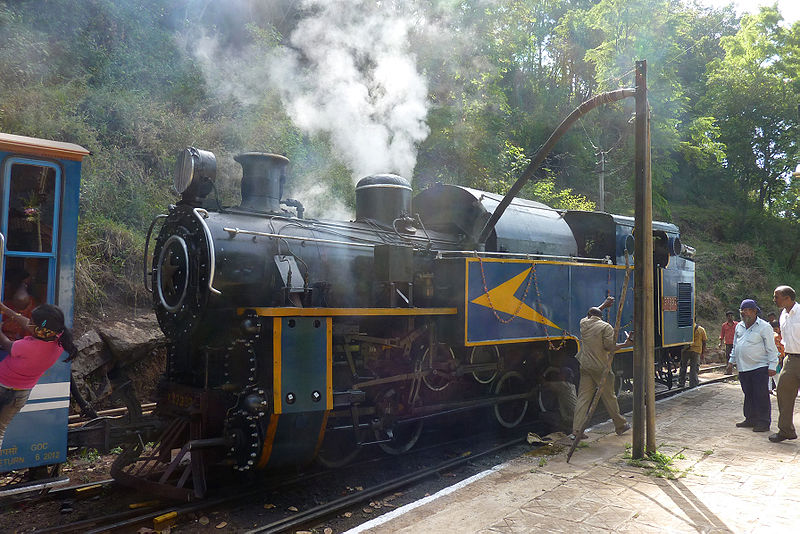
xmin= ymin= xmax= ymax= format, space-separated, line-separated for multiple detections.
xmin=726 ymin=299 xmax=778 ymax=433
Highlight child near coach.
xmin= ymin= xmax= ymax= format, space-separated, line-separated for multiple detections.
xmin=0 ymin=302 xmax=78 ymax=446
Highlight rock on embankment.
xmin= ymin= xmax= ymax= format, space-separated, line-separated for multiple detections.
xmin=70 ymin=314 xmax=166 ymax=417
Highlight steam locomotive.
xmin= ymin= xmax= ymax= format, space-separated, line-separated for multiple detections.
xmin=111 ymin=148 xmax=695 ymax=500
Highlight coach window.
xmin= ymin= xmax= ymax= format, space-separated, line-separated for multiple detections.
xmin=1 ymin=159 xmax=60 ymax=309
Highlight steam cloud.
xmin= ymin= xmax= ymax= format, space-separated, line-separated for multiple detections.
xmin=189 ymin=0 xmax=430 ymax=181
xmin=270 ymin=0 xmax=430 ymax=180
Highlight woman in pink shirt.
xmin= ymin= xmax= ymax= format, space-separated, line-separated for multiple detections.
xmin=0 ymin=302 xmax=78 ymax=445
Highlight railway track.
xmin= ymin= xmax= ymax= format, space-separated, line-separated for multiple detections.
xmin=38 ymin=437 xmax=531 ymax=534
xmin=34 ymin=418 xmax=543 ymax=533
xmin=67 ymin=403 xmax=157 ymax=425
xmin=66 ymin=404 xmax=159 ymax=452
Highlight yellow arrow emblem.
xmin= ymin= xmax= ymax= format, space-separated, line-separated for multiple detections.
xmin=471 ymin=268 xmax=560 ymax=328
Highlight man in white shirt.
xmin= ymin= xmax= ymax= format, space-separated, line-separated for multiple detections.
xmin=726 ymin=299 xmax=778 ymax=433
xmin=771 ymin=286 xmax=800 ymax=442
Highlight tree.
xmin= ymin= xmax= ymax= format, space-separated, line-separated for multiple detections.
xmin=704 ymin=6 xmax=800 ymax=213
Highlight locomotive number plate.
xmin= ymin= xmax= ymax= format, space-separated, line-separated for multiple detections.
xmin=662 ymin=296 xmax=678 ymax=312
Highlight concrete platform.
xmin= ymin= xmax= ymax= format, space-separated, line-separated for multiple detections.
xmin=347 ymin=381 xmax=800 ymax=533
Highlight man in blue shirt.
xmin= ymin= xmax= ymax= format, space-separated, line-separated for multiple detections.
xmin=726 ymin=299 xmax=779 ymax=432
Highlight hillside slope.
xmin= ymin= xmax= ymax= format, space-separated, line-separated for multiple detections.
xmin=672 ymin=203 xmax=798 ymax=327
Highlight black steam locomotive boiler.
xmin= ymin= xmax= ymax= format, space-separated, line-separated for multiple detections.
xmin=111 ymin=148 xmax=695 ymax=500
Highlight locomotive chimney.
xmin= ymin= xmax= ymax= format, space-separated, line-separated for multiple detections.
xmin=355 ymin=174 xmax=412 ymax=226
xmin=234 ymin=152 xmax=289 ymax=213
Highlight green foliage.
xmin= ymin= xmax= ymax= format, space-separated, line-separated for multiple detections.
xmin=497 ymin=142 xmax=597 ymax=210
xmin=76 ymin=214 xmax=146 ymax=311
xmin=525 ymin=178 xmax=596 ymax=211
xmin=703 ymin=7 xmax=800 ymax=213
xmin=625 ymin=448 xmax=685 ymax=479
xmin=679 ymin=116 xmax=727 ymax=169
xmin=79 ymin=447 xmax=101 ymax=464
xmin=674 ymin=201 xmax=800 ymax=321
xmin=1 ymin=0 xmax=800 ymax=310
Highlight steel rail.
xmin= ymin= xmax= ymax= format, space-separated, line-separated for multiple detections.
xmin=68 ymin=403 xmax=156 ymax=424
xmin=36 ymin=418 xmax=546 ymax=532
xmin=245 ymin=437 xmax=529 ymax=534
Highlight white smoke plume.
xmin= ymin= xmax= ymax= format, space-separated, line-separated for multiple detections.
xmin=269 ymin=0 xmax=430 ymax=180
xmin=190 ymin=32 xmax=267 ymax=107
xmin=186 ymin=0 xmax=430 ymax=182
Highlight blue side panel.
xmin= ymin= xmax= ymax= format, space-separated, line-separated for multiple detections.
xmin=465 ymin=259 xmax=634 ymax=345
xmin=661 ymin=258 xmax=695 ymax=346
xmin=57 ymin=158 xmax=82 ymax=327
xmin=1 ymin=396 xmax=69 ymax=470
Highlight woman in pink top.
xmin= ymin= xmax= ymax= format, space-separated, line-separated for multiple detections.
xmin=0 ymin=302 xmax=78 ymax=445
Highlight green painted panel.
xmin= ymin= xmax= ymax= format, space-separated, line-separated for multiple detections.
xmin=278 ymin=317 xmax=329 ymax=414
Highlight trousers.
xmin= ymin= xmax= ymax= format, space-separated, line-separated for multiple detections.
xmin=679 ymin=350 xmax=700 ymax=388
xmin=573 ymin=366 xmax=627 ymax=434
xmin=776 ymin=355 xmax=800 ymax=438
xmin=738 ymin=366 xmax=771 ymax=428
xmin=0 ymin=384 xmax=32 ymax=447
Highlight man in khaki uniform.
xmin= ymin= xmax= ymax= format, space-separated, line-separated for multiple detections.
xmin=679 ymin=319 xmax=707 ymax=388
xmin=572 ymin=296 xmax=633 ymax=439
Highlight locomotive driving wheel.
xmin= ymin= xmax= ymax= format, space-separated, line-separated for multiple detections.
xmin=469 ymin=345 xmax=501 ymax=384
xmin=373 ymin=388 xmax=423 ymax=454
xmin=655 ymin=348 xmax=676 ymax=389
xmin=493 ymin=371 xmax=529 ymax=428
xmin=421 ymin=343 xmax=456 ymax=392
xmin=316 ymin=425 xmax=361 ymax=468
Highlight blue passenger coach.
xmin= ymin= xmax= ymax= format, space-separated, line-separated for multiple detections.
xmin=0 ymin=132 xmax=88 ymax=494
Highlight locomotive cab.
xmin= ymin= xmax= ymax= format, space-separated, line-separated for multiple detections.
xmin=563 ymin=210 xmax=696 ymax=389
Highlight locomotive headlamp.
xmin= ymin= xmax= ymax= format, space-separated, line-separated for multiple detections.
xmin=174 ymin=147 xmax=217 ymax=195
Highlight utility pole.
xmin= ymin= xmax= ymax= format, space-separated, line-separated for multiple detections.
xmin=633 ymin=60 xmax=655 ymax=459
